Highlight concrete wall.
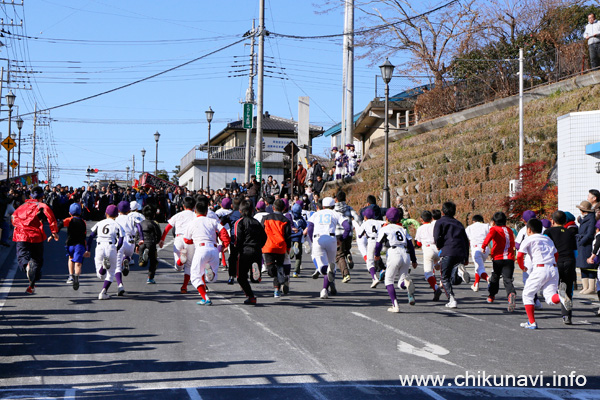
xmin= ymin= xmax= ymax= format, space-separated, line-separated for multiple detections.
xmin=557 ymin=110 xmax=600 ymax=217
xmin=179 ymin=162 xmax=284 ymax=191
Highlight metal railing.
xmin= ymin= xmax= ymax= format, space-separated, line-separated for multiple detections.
xmin=181 ymin=146 xmax=284 ymax=169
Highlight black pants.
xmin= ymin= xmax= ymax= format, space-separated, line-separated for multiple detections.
xmin=139 ymin=243 xmax=158 ymax=279
xmin=488 ymin=259 xmax=516 ymax=298
xmin=292 ymin=241 xmax=303 ymax=274
xmin=238 ymin=251 xmax=262 ymax=298
xmin=590 ymin=43 xmax=600 ymax=69
xmin=264 ymin=253 xmax=285 ymax=288
xmin=17 ymin=241 xmax=44 ymax=287
xmin=440 ymin=256 xmax=465 ymax=297
xmin=228 ymin=247 xmax=239 ymax=278
xmin=557 ymin=259 xmax=576 ymax=317
xmin=336 ymin=235 xmax=352 ymax=277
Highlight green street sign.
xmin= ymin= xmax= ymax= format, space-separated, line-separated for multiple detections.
xmin=243 ymin=103 xmax=253 ymax=129
xmin=255 ymin=161 xmax=262 ymax=182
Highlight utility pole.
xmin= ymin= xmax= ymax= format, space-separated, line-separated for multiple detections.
xmin=33 ymin=106 xmax=50 ymax=175
xmin=47 ymin=153 xmax=51 ymax=186
xmin=132 ymin=154 xmax=135 ymax=185
xmin=345 ymin=0 xmax=354 ymax=147
xmin=254 ymin=0 xmax=265 ymax=184
xmin=341 ymin=1 xmax=348 ymax=144
xmin=519 ymin=47 xmax=524 ymax=176
xmin=244 ymin=20 xmax=257 ymax=184
xmin=32 ymin=104 xmax=36 ymax=172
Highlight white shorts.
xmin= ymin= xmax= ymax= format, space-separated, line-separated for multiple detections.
xmin=421 ymin=244 xmax=439 ymax=278
xmin=470 ymin=246 xmax=488 ymax=275
xmin=366 ymin=240 xmax=378 ymax=271
xmin=385 ymin=249 xmax=411 ymax=287
xmin=173 ymin=235 xmax=195 ymax=274
xmin=190 ymin=245 xmax=219 ymax=288
xmin=522 ymin=265 xmax=558 ymax=305
xmin=311 ymin=234 xmax=337 ymax=269
xmin=95 ymin=242 xmax=117 ymax=282
xmin=116 ymin=239 xmax=135 ymax=274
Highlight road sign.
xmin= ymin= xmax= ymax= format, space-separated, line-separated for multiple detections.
xmin=243 ymin=103 xmax=253 ymax=129
xmin=255 ymin=161 xmax=262 ymax=181
xmin=1 ymin=136 xmax=16 ymax=152
xmin=9 ymin=160 xmax=17 ymax=169
xmin=284 ymin=141 xmax=299 ymax=157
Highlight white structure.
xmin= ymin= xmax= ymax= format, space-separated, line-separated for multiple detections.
xmin=557 ymin=110 xmax=600 ymax=216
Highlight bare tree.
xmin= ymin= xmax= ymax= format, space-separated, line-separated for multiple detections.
xmin=354 ymin=0 xmax=481 ymax=85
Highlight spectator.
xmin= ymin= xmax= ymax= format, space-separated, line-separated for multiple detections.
xmin=585 ymin=13 xmax=600 ymax=70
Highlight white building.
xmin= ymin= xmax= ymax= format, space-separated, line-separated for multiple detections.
xmin=557 ymin=110 xmax=600 ymax=216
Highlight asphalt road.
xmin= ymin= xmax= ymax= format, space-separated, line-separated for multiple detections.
xmin=1 ymin=224 xmax=600 ymax=399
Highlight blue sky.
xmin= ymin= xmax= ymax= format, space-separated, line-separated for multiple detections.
xmin=0 ymin=0 xmax=413 ymax=187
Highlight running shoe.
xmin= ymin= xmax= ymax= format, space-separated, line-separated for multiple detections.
xmin=118 ymin=284 xmax=125 ymax=296
xmin=122 ymin=258 xmax=130 ymax=276
xmin=487 ymin=296 xmax=495 ymax=303
xmin=25 ymin=286 xmax=35 ymax=294
xmin=342 ymin=275 xmax=351 ymax=283
xmin=370 ymin=279 xmax=380 ymax=289
xmin=303 ymin=241 xmax=311 ymax=253
xmin=180 ymin=286 xmax=188 ymax=294
xmin=292 ymin=272 xmax=299 ymax=278
xmin=197 ymin=299 xmax=213 ymax=306
xmin=457 ymin=264 xmax=470 ymax=284
xmin=103 ymin=256 xmax=110 ymax=270
xmin=520 ymin=321 xmax=538 ymax=329
xmin=329 ymin=281 xmax=337 ymax=296
xmin=445 ymin=296 xmax=457 ymax=308
xmin=558 ymin=282 xmax=572 ymax=311
xmin=507 ymin=292 xmax=516 ymax=312
xmin=433 ymin=288 xmax=442 ymax=302
xmin=562 ymin=316 xmax=572 ymax=325
xmin=471 ymin=282 xmax=479 ymax=292
xmin=378 ymin=270 xmax=386 ymax=282
xmin=146 ymin=278 xmax=156 ymax=284
xmin=66 ymin=275 xmax=74 ymax=284
xmin=387 ymin=306 xmax=400 ymax=313
xmin=319 ymin=288 xmax=328 ymax=299
xmin=274 ymin=290 xmax=282 ymax=298
xmin=140 ymin=248 xmax=149 ymax=265
xmin=226 ymin=276 xmax=234 ymax=285
xmin=72 ymin=275 xmax=79 ymax=291
xmin=98 ymin=291 xmax=110 ymax=300
xmin=251 ymin=262 xmax=261 ymax=281
xmin=244 ymin=297 xmax=257 ymax=305
xmin=312 ymin=270 xmax=320 ymax=279
xmin=282 ymin=280 xmax=290 ymax=295
xmin=407 ymin=293 xmax=416 ymax=306
xmin=346 ymin=254 xmax=354 ymax=269
xmin=205 ymin=267 xmax=215 ymax=282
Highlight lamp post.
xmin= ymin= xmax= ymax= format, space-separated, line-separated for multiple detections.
xmin=10 ymin=132 xmax=16 ymax=175
xmin=153 ymin=131 xmax=160 ymax=176
xmin=5 ymin=90 xmax=15 ymax=180
xmin=126 ymin=166 xmax=130 ymax=184
xmin=16 ymin=116 xmax=23 ymax=177
xmin=379 ymin=57 xmax=394 ymax=209
xmin=205 ymin=106 xmax=214 ymax=191
xmin=141 ymin=148 xmax=146 ymax=175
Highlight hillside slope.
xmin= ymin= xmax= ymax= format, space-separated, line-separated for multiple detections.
xmin=331 ymin=84 xmax=600 ymax=224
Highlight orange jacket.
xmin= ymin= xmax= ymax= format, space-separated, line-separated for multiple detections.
xmin=261 ymin=212 xmax=291 ymax=254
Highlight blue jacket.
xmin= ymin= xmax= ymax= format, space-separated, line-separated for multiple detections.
xmin=433 ymin=216 xmax=469 ymax=262
xmin=576 ymin=212 xmax=596 ymax=269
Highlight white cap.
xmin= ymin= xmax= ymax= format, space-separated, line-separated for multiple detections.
xmin=322 ymin=197 xmax=335 ymax=207
xmin=130 ymin=201 xmax=140 ymax=211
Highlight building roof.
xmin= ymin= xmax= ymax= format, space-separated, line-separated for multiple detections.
xmin=323 ymin=113 xmax=362 ymax=137
xmin=207 ymin=112 xmax=324 ymax=145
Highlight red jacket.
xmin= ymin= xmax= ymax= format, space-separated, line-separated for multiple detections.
xmin=12 ymin=199 xmax=58 ymax=243
xmin=482 ymin=226 xmax=515 ymax=261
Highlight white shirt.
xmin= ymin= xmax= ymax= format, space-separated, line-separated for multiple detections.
xmin=415 ymin=222 xmax=436 ymax=246
xmin=585 ymin=20 xmax=600 ymax=44
xmin=184 ymin=215 xmax=226 ymax=246
xmin=254 ymin=211 xmax=270 ymax=224
xmin=377 ymin=223 xmax=412 ymax=249
xmin=518 ymin=233 xmax=557 ymax=266
xmin=167 ymin=209 xmax=196 ymax=236
xmin=207 ymin=209 xmax=219 ymax=221
xmin=465 ymin=222 xmax=490 ymax=247
xmin=92 ymin=218 xmax=124 ymax=245
xmin=129 ymin=211 xmax=145 ymax=225
xmin=359 ymin=219 xmax=384 ymax=240
xmin=309 ymin=209 xmax=342 ymax=236
xmin=115 ymin=214 xmax=137 ymax=240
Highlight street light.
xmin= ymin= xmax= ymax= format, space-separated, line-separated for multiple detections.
xmin=5 ymin=90 xmax=15 ymax=180
xmin=10 ymin=132 xmax=16 ymax=175
xmin=141 ymin=148 xmax=146 ymax=175
xmin=154 ymin=131 xmax=160 ymax=176
xmin=16 ymin=116 xmax=23 ymax=176
xmin=126 ymin=166 xmax=130 ymax=184
xmin=379 ymin=57 xmax=395 ymax=208
xmin=205 ymin=106 xmax=214 ymax=191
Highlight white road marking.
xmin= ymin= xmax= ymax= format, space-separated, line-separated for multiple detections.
xmin=186 ymin=387 xmax=203 ymax=400
xmin=419 ymin=387 xmax=447 ymax=400
xmin=0 ymin=259 xmax=18 ymax=312
xmin=441 ymin=308 xmax=486 ymax=322
xmin=351 ymin=311 xmax=457 ymax=366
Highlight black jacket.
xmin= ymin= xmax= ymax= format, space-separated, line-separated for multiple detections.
xmin=234 ymin=216 xmax=267 ymax=255
xmin=434 ymin=216 xmax=469 ymax=261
